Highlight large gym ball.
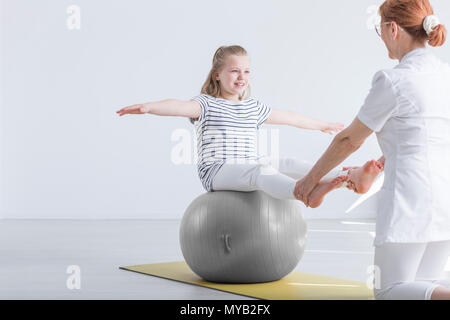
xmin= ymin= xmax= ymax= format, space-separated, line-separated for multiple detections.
xmin=179 ymin=190 xmax=307 ymax=283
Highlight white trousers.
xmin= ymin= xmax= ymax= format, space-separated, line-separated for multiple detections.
xmin=374 ymin=241 xmax=450 ymax=300
xmin=212 ymin=157 xmax=346 ymax=200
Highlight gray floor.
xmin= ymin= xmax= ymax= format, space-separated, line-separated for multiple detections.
xmin=0 ymin=219 xmax=446 ymax=299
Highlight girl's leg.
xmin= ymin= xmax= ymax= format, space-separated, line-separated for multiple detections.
xmin=254 ymin=165 xmax=297 ymax=200
xmin=261 ymin=157 xmax=347 ymax=181
xmin=212 ymin=159 xmax=348 ymax=203
xmin=212 ymin=161 xmax=297 ymax=200
xmin=252 ymin=158 xmax=349 ymax=203
xmin=272 ymin=157 xmax=384 ymax=195
xmin=373 ymin=241 xmax=450 ymax=300
xmin=260 ymin=157 xmax=350 ymax=206
xmin=254 ymin=157 xmax=349 ymax=206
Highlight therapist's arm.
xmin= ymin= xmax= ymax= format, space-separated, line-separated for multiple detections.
xmin=306 ymin=117 xmax=374 ymax=183
xmin=266 ymin=109 xmax=344 ymax=134
xmin=294 ymin=117 xmax=374 ymax=204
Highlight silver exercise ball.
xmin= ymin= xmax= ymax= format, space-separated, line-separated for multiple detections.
xmin=179 ymin=190 xmax=307 ymax=284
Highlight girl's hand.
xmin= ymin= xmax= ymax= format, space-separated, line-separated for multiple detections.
xmin=116 ymin=104 xmax=151 ymax=116
xmin=321 ymin=122 xmax=345 ymax=134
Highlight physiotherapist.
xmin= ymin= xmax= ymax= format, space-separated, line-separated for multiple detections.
xmin=294 ymin=0 xmax=450 ymax=300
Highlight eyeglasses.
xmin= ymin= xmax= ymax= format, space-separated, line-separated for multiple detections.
xmin=375 ymin=21 xmax=405 ymax=37
xmin=375 ymin=22 xmax=391 ymax=37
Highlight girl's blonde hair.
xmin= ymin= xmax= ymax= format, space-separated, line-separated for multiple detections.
xmin=201 ymin=45 xmax=251 ymax=101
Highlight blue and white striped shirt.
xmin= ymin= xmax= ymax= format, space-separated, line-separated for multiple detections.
xmin=190 ymin=94 xmax=272 ymax=191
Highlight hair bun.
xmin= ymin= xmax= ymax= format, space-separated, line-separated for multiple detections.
xmin=428 ymin=23 xmax=447 ymax=47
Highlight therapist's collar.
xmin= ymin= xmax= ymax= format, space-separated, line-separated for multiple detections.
xmin=400 ymin=47 xmax=428 ymax=63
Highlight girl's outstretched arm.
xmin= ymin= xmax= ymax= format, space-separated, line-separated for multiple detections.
xmin=116 ymin=99 xmax=201 ymax=119
xmin=265 ymin=109 xmax=344 ymax=134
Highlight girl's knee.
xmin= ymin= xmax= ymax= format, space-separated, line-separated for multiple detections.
xmin=252 ymin=164 xmax=280 ymax=189
xmin=257 ymin=163 xmax=278 ymax=176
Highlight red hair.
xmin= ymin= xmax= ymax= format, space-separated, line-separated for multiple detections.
xmin=379 ymin=0 xmax=446 ymax=47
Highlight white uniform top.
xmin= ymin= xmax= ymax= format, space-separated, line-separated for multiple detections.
xmin=357 ymin=48 xmax=450 ymax=246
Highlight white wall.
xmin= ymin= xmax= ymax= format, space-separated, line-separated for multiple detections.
xmin=1 ymin=0 xmax=449 ymax=219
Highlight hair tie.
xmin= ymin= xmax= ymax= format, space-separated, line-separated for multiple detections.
xmin=423 ymin=15 xmax=440 ymax=35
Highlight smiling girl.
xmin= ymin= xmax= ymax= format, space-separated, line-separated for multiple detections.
xmin=116 ymin=45 xmax=383 ymax=207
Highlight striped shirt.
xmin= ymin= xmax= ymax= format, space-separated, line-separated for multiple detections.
xmin=190 ymin=94 xmax=272 ymax=191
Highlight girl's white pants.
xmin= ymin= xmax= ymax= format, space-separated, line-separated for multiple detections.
xmin=212 ymin=157 xmax=346 ymax=200
xmin=374 ymin=241 xmax=450 ymax=300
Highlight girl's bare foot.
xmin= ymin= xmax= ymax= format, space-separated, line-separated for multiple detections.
xmin=307 ymin=176 xmax=349 ymax=208
xmin=347 ymin=160 xmax=384 ymax=194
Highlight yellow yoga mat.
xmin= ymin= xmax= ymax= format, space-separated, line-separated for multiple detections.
xmin=120 ymin=261 xmax=374 ymax=300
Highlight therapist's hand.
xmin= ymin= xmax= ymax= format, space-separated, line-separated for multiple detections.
xmin=294 ymin=175 xmax=319 ymax=207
